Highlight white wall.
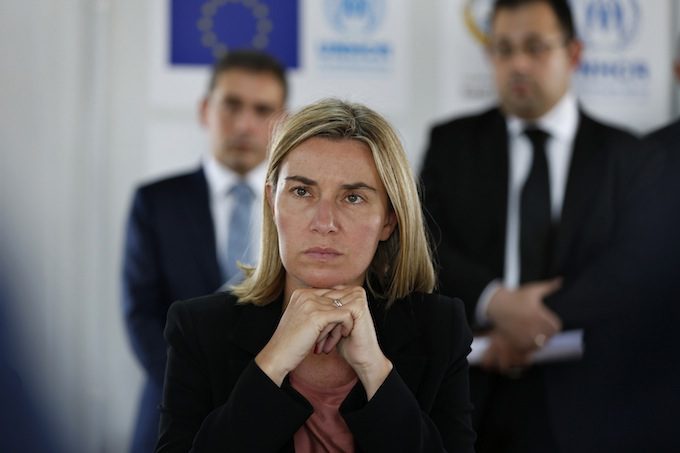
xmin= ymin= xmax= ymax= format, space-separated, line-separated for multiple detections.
xmin=1 ymin=1 xmax=678 ymax=451
xmin=1 ymin=0 xmax=145 ymax=451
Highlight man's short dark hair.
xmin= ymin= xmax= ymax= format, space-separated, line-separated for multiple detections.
xmin=206 ymin=50 xmax=288 ymax=102
xmin=492 ymin=0 xmax=577 ymax=42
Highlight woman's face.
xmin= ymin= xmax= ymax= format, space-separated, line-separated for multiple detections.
xmin=268 ymin=137 xmax=396 ymax=295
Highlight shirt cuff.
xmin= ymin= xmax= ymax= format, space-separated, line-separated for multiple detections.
xmin=475 ymin=280 xmax=502 ymax=326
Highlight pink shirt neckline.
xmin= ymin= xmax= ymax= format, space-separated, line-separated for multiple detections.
xmin=289 ymin=370 xmax=358 ymax=453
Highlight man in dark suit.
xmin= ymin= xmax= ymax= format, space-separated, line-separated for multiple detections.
xmin=420 ymin=0 xmax=649 ymax=451
xmin=529 ymin=122 xmax=679 ymax=452
xmin=122 ymin=50 xmax=287 ymax=453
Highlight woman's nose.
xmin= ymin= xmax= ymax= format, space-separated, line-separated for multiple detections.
xmin=310 ymin=199 xmax=338 ymax=234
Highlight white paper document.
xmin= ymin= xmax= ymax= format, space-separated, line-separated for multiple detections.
xmin=467 ymin=330 xmax=584 ymax=366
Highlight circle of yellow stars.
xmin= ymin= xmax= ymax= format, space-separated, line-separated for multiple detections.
xmin=197 ymin=0 xmax=273 ymax=59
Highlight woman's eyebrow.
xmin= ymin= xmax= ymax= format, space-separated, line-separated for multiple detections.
xmin=340 ymin=182 xmax=377 ymax=192
xmin=285 ymin=175 xmax=317 ymax=185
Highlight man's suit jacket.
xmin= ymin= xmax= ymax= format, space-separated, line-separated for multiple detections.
xmin=420 ymin=107 xmax=651 ymax=451
xmin=123 ymin=168 xmax=223 ymax=451
xmin=156 ymin=292 xmax=476 ymax=452
xmin=530 ymin=120 xmax=680 ymax=452
xmin=421 ymin=107 xmax=645 ymax=326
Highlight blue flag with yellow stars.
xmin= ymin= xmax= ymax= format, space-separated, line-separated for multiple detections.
xmin=170 ymin=0 xmax=299 ymax=68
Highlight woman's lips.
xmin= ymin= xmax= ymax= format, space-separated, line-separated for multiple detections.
xmin=304 ymin=247 xmax=342 ymax=260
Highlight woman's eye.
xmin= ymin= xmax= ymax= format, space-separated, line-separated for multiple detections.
xmin=293 ymin=187 xmax=309 ymax=197
xmin=346 ymin=193 xmax=363 ymax=204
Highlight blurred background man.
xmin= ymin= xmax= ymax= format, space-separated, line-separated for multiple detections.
xmin=122 ymin=50 xmax=287 ymax=453
xmin=420 ymin=0 xmax=652 ymax=451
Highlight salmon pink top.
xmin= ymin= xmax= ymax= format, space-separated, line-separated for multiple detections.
xmin=289 ymin=370 xmax=358 ymax=453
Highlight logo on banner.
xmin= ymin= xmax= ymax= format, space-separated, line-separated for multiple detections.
xmin=170 ymin=0 xmax=299 ymax=67
xmin=573 ymin=0 xmax=640 ymax=50
xmin=462 ymin=0 xmax=493 ymax=45
xmin=317 ymin=0 xmax=393 ymax=72
xmin=324 ymin=0 xmax=386 ymax=35
xmin=571 ymin=0 xmax=649 ymax=97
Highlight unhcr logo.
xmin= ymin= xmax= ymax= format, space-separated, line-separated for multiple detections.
xmin=318 ymin=0 xmax=392 ymax=71
xmin=573 ymin=0 xmax=640 ymax=51
xmin=324 ymin=0 xmax=386 ymax=35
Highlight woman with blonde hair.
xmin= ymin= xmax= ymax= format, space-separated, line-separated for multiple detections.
xmin=156 ymin=99 xmax=475 ymax=452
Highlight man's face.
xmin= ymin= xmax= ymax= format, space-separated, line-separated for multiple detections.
xmin=488 ymin=2 xmax=582 ymax=120
xmin=200 ymin=69 xmax=285 ymax=175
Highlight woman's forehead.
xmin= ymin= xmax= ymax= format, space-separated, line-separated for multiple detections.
xmin=278 ymin=137 xmax=382 ymax=184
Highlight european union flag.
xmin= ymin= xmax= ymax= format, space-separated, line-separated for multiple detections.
xmin=170 ymin=0 xmax=299 ymax=68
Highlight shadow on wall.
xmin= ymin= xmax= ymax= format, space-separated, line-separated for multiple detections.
xmin=0 ymin=240 xmax=65 ymax=453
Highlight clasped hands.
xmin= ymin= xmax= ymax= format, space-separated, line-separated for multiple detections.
xmin=481 ymin=278 xmax=563 ymax=373
xmin=255 ymin=286 xmax=392 ymax=399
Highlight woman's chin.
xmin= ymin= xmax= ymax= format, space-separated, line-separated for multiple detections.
xmin=292 ymin=271 xmax=363 ymax=290
xmin=307 ymin=277 xmax=349 ymax=289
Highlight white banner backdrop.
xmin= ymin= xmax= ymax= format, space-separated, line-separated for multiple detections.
xmin=435 ymin=0 xmax=496 ymax=122
xmin=148 ymin=0 xmax=207 ymax=110
xmin=292 ymin=0 xmax=411 ymax=114
xmin=571 ymin=0 xmax=673 ymax=132
xmin=144 ymin=0 xmax=414 ymax=177
xmin=436 ymin=0 xmax=674 ymax=133
xmin=148 ymin=0 xmax=411 ymax=114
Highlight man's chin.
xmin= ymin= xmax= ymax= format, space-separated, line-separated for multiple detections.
xmin=216 ymin=152 xmax=265 ymax=174
xmin=505 ymin=100 xmax=542 ymax=120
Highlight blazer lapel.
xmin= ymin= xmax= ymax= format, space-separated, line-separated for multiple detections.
xmin=373 ymin=298 xmax=427 ymax=393
xmin=230 ymin=298 xmax=283 ymax=356
xmin=478 ymin=109 xmax=510 ymax=269
xmin=180 ymin=168 xmax=222 ymax=289
xmin=552 ymin=112 xmax=602 ymax=274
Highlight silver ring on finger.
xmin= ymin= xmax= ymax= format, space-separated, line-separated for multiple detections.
xmin=534 ymin=333 xmax=547 ymax=348
xmin=332 ymin=298 xmax=343 ymax=308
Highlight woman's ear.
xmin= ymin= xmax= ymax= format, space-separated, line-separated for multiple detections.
xmin=380 ymin=210 xmax=397 ymax=241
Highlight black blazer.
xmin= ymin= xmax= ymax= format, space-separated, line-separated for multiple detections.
xmin=530 ymin=121 xmax=680 ymax=452
xmin=420 ymin=107 xmax=656 ymax=451
xmin=420 ymin=107 xmax=646 ymax=328
xmin=123 ymin=168 xmax=223 ymax=449
xmin=156 ymin=292 xmax=476 ymax=452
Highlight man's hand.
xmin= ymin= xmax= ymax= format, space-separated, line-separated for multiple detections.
xmin=486 ymin=278 xmax=563 ymax=351
xmin=481 ymin=331 xmax=532 ymax=373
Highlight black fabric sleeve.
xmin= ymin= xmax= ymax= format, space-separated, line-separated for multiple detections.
xmin=122 ymin=188 xmax=170 ymax=386
xmin=156 ymin=301 xmax=312 ymax=453
xmin=340 ymin=299 xmax=476 ymax=452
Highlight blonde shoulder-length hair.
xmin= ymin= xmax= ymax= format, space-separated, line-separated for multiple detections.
xmin=232 ymin=98 xmax=435 ymax=307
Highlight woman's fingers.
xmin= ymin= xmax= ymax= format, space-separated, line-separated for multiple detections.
xmin=319 ymin=324 xmax=344 ymax=354
xmin=314 ymin=309 xmax=354 ymax=353
xmin=302 ymin=293 xmax=354 ymax=354
xmin=316 ymin=321 xmax=337 ymax=346
xmin=278 ymin=287 xmax=366 ymax=359
xmin=314 ymin=320 xmax=342 ymax=354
